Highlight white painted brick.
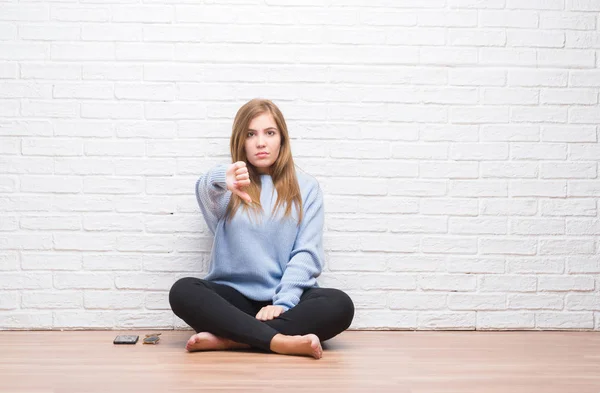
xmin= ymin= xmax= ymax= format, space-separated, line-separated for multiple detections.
xmin=510 ymin=219 xmax=565 ymax=235
xmin=83 ymin=64 xmax=142 ymax=81
xmin=387 ymin=256 xmax=446 ymax=273
xmin=420 ymin=162 xmax=478 ymax=179
xmin=448 ymin=294 xmax=506 ymax=310
xmin=450 ymin=180 xmax=508 ymax=197
xmin=387 ymin=28 xmax=445 ymax=45
xmin=422 ymin=237 xmax=478 ymax=254
xmin=0 ymin=177 xmax=16 ymax=193
xmin=388 ymin=292 xmax=447 ymax=310
xmin=388 ymin=105 xmax=447 ymax=123
xmin=421 ymin=125 xmax=478 ymax=142
xmin=0 ymin=312 xmax=52 ymax=329
xmin=419 ymin=274 xmax=477 ymax=291
xmin=117 ymin=235 xmax=174 ymax=252
xmin=22 ymin=291 xmax=82 ymax=309
xmin=0 ymin=216 xmax=17 ymax=231
xmin=507 ymin=30 xmax=565 ymax=48
xmin=53 ymin=196 xmax=113 ymax=213
xmin=450 ymin=106 xmax=509 ymax=124
xmin=143 ymin=253 xmax=208 ymax=272
xmin=83 ymin=254 xmax=142 ymax=271
xmin=480 ymin=48 xmax=537 ymax=66
xmin=54 ymin=158 xmax=112 ymax=175
xmin=510 ymin=180 xmax=567 ymax=197
xmin=84 ymin=291 xmax=144 ymax=309
xmin=450 ymin=143 xmax=509 ymax=160
xmin=421 ymin=198 xmax=478 ymax=216
xmin=358 ymin=197 xmax=419 ymax=214
xmin=0 ymin=196 xmax=52 ymax=212
xmin=568 ymin=181 xmax=600 ymax=196
xmin=542 ymin=88 xmax=598 ymax=105
xmin=482 ymin=88 xmax=539 ymax=105
xmin=477 ymin=312 xmax=535 ymax=329
xmin=82 ymin=214 xmax=143 ymax=232
xmin=327 ymin=253 xmax=387 ymax=272
xmin=54 ymin=121 xmax=113 ymax=138
xmin=359 ymin=10 xmax=417 ymax=26
xmin=51 ymin=43 xmax=114 ymax=61
xmin=0 ymin=100 xmax=19 ymax=117
xmin=418 ymin=10 xmax=477 ymax=27
xmin=0 ymin=120 xmax=53 ymax=137
xmin=480 ymin=238 xmax=537 ymax=255
xmin=511 ymin=107 xmax=568 ymax=123
xmin=0 ymin=273 xmax=52 ymax=290
xmin=54 ymin=272 xmax=113 ymax=289
xmin=330 ymin=141 xmax=389 ymax=159
xmin=511 ymin=143 xmax=567 ymax=160
xmin=507 ymin=0 xmax=564 ymax=9
xmin=541 ymin=163 xmax=597 ymax=179
xmin=539 ymin=239 xmax=596 ymax=255
xmin=82 ymin=24 xmax=142 ymax=41
xmin=53 ymin=83 xmax=114 ymax=99
xmin=542 ymin=126 xmax=597 ymax=142
xmin=20 ymin=175 xmax=81 ymax=194
xmin=449 ymin=0 xmax=505 ymax=8
xmin=321 ymin=177 xmax=387 ymax=196
xmin=570 ymin=107 xmax=600 ymax=124
xmin=0 ymin=292 xmax=18 ymax=310
xmin=449 ymin=68 xmax=505 ymax=86
xmin=82 ymin=102 xmax=143 ymax=120
xmin=113 ymin=5 xmax=173 ymax=22
xmin=509 ymin=70 xmax=568 ymax=87
xmin=145 ymin=292 xmax=170 ymax=310
xmin=570 ymin=70 xmax=600 ymax=87
xmin=146 ymin=176 xmax=198 ymax=195
xmin=508 ymin=294 xmax=563 ymax=310
xmin=449 ymin=29 xmax=505 ymax=46
xmin=51 ymin=5 xmax=109 ymax=22
xmin=566 ymin=294 xmax=600 ymax=310
xmin=0 ymin=233 xmax=53 ymax=251
xmin=301 ymin=159 xmax=417 ymax=178
xmin=541 ymin=199 xmax=596 ymax=216
xmin=481 ymin=162 xmax=538 ymax=178
xmin=419 ymin=312 xmax=475 ymax=329
xmin=115 ymin=196 xmax=176 ymax=214
xmin=539 ymin=275 xmax=595 ymax=292
xmin=567 ymin=0 xmax=600 ymax=11
xmin=508 ymin=257 xmax=565 ymax=274
xmin=0 ymin=5 xmax=49 ymax=21
xmin=21 ymin=100 xmax=79 ymax=118
xmin=0 ymin=252 xmax=19 ymax=271
xmin=536 ymin=312 xmax=594 ymax=329
xmin=328 ymin=216 xmax=388 ymax=233
xmin=21 ymin=253 xmax=81 ymax=270
xmin=331 ymin=66 xmax=446 ymax=85
xmin=0 ymin=62 xmax=18 ymax=79
xmin=53 ymin=311 xmax=114 ymax=329
xmin=391 ymin=143 xmax=447 ymax=160
xmin=566 ymin=218 xmax=600 ymax=235
xmin=53 ymin=233 xmax=116 ymax=251
xmin=421 ymin=48 xmax=478 ymax=66
xmin=538 ymin=49 xmax=596 ymax=67
xmin=118 ymin=121 xmax=176 ymax=139
xmin=540 ymin=11 xmax=597 ymax=30
xmin=84 ymin=141 xmax=144 ymax=157
xmin=21 ymin=63 xmax=80 ymax=80
xmin=480 ymin=11 xmax=539 ymax=27
xmin=1 ymin=82 xmax=52 ymax=99
xmin=390 ymin=180 xmax=446 ymax=196
xmin=359 ymin=235 xmax=420 ymax=253
xmin=351 ymin=310 xmax=417 ymax=329
xmin=20 ymin=215 xmax=81 ymax=231
xmin=447 ymin=257 xmax=506 ymax=274
xmin=479 ymin=275 xmax=537 ymax=292
xmin=450 ymin=218 xmax=507 ymax=235
xmin=116 ymin=43 xmax=174 ymax=61
xmin=320 ymin=273 xmax=417 ymax=291
xmin=19 ymin=24 xmax=79 ymax=41
xmin=389 ymin=216 xmax=448 ymax=234
xmin=115 ymin=83 xmax=175 ymax=101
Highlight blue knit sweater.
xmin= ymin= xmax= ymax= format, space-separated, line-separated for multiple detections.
xmin=195 ymin=164 xmax=325 ymax=311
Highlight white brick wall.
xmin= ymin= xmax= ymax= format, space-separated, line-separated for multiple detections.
xmin=0 ymin=1 xmax=598 ymax=332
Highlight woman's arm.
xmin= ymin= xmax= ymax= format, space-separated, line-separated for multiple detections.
xmin=272 ymin=182 xmax=325 ymax=311
xmin=195 ymin=164 xmax=231 ymax=234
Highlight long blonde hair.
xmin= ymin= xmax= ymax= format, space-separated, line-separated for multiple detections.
xmin=225 ymin=99 xmax=303 ymax=226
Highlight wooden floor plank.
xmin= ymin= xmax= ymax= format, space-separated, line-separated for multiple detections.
xmin=0 ymin=330 xmax=598 ymax=393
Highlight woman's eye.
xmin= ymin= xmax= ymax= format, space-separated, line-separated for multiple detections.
xmin=247 ymin=132 xmax=254 ymax=138
xmin=268 ymin=131 xmax=275 ymax=135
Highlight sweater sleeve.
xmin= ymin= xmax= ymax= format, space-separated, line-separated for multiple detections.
xmin=272 ymin=181 xmax=325 ymax=311
xmin=195 ymin=164 xmax=231 ymax=234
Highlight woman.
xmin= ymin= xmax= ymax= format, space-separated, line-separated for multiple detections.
xmin=169 ymin=98 xmax=354 ymax=359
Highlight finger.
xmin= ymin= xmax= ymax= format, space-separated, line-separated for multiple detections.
xmin=266 ymin=308 xmax=275 ymax=320
xmin=273 ymin=308 xmax=282 ymax=318
xmin=235 ymin=161 xmax=246 ymax=169
xmin=255 ymin=308 xmax=263 ymax=320
xmin=236 ymin=191 xmax=252 ymax=204
xmin=235 ymin=167 xmax=248 ymax=175
xmin=235 ymin=179 xmax=251 ymax=187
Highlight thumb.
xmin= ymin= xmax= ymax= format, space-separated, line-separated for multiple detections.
xmin=235 ymin=189 xmax=252 ymax=204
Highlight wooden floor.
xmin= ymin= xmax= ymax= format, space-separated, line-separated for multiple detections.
xmin=0 ymin=330 xmax=599 ymax=393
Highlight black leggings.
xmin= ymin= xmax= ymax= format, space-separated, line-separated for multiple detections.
xmin=169 ymin=277 xmax=355 ymax=352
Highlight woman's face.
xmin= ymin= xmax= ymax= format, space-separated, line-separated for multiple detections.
xmin=244 ymin=112 xmax=281 ymax=174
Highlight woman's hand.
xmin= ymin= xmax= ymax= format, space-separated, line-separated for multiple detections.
xmin=226 ymin=161 xmax=252 ymax=204
xmin=255 ymin=305 xmax=285 ymax=321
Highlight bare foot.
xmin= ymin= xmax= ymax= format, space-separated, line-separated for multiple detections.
xmin=186 ymin=332 xmax=249 ymax=352
xmin=270 ymin=334 xmax=323 ymax=359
